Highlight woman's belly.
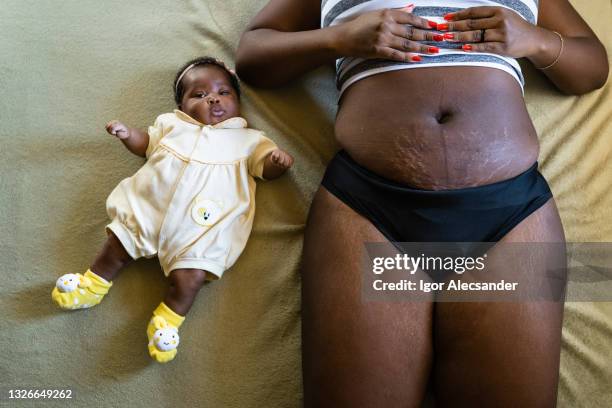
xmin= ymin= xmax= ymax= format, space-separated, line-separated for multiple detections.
xmin=335 ymin=66 xmax=540 ymax=190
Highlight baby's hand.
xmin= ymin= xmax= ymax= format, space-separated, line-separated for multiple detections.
xmin=269 ymin=149 xmax=294 ymax=169
xmin=105 ymin=120 xmax=130 ymax=140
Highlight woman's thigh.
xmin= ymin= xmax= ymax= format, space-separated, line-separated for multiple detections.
xmin=434 ymin=198 xmax=566 ymax=407
xmin=301 ymin=187 xmax=433 ymax=408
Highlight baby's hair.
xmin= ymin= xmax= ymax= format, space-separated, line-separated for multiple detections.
xmin=173 ymin=56 xmax=241 ymax=105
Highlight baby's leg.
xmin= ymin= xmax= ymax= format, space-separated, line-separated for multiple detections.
xmin=147 ymin=268 xmax=208 ymax=363
xmin=90 ymin=230 xmax=134 ymax=281
xmin=52 ymin=231 xmax=133 ymax=310
xmin=164 ymin=268 xmax=208 ymax=315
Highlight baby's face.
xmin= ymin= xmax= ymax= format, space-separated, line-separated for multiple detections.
xmin=179 ymin=65 xmax=240 ymax=125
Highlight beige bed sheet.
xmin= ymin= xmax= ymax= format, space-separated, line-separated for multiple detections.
xmin=0 ymin=0 xmax=610 ymax=406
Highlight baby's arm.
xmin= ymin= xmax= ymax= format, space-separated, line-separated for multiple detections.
xmin=105 ymin=120 xmax=149 ymax=158
xmin=262 ymin=148 xmax=294 ymax=180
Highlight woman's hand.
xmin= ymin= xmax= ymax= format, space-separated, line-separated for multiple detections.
xmin=441 ymin=7 xmax=550 ymax=58
xmin=105 ymin=120 xmax=131 ymax=140
xmin=333 ymin=6 xmax=442 ymax=62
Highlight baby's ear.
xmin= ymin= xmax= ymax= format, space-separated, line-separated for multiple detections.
xmin=152 ymin=316 xmax=168 ymax=330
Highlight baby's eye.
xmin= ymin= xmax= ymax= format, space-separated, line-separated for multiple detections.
xmin=220 ymin=90 xmax=230 ymax=95
xmin=195 ymin=92 xmax=207 ymax=98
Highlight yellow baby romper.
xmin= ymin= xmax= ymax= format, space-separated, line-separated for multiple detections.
xmin=105 ymin=110 xmax=277 ymax=279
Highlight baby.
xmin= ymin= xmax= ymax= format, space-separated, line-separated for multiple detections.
xmin=51 ymin=57 xmax=294 ymax=363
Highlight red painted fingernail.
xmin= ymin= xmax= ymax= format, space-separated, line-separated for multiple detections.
xmin=437 ymin=23 xmax=449 ymax=31
xmin=428 ymin=20 xmax=438 ymax=28
xmin=462 ymin=44 xmax=473 ymax=51
xmin=443 ymin=13 xmax=454 ymax=21
xmin=406 ymin=3 xmax=414 ymax=7
xmin=443 ymin=33 xmax=455 ymax=39
xmin=428 ymin=46 xmax=439 ymax=53
xmin=433 ymin=34 xmax=444 ymax=41
xmin=411 ymin=55 xmax=422 ymax=62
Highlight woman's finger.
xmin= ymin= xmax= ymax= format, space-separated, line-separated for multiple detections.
xmin=387 ymin=9 xmax=433 ymax=30
xmin=443 ymin=6 xmax=498 ymax=22
xmin=390 ymin=23 xmax=443 ymax=42
xmin=401 ymin=3 xmax=415 ymax=13
xmin=443 ymin=17 xmax=498 ymax=32
xmin=444 ymin=28 xmax=504 ymax=43
xmin=377 ymin=46 xmax=422 ymax=62
xmin=388 ymin=35 xmax=439 ymax=54
xmin=462 ymin=41 xmax=505 ymax=54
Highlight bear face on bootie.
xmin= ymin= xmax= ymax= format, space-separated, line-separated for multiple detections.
xmin=51 ymin=270 xmax=112 ymax=310
xmin=152 ymin=327 xmax=180 ymax=352
xmin=55 ymin=273 xmax=87 ymax=293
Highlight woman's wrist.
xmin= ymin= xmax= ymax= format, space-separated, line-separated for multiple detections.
xmin=527 ymin=27 xmax=563 ymax=68
xmin=325 ymin=25 xmax=347 ymax=59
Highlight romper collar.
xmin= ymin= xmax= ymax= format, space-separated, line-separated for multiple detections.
xmin=173 ymin=109 xmax=248 ymax=129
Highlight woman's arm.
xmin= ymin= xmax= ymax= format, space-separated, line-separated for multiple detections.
xmin=236 ymin=0 xmax=434 ymax=88
xmin=235 ymin=0 xmax=339 ymax=88
xmin=444 ymin=0 xmax=608 ymax=95
xmin=531 ymin=0 xmax=608 ymax=94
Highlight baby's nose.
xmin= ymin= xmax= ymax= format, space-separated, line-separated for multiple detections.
xmin=206 ymin=95 xmax=219 ymax=104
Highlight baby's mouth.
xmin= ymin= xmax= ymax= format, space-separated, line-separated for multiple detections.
xmin=210 ymin=106 xmax=226 ymax=117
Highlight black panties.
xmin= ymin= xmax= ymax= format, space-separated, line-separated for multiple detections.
xmin=321 ymin=150 xmax=553 ymax=244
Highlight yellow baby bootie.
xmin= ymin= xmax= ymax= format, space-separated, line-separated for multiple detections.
xmin=51 ymin=269 xmax=112 ymax=310
xmin=147 ymin=302 xmax=185 ymax=363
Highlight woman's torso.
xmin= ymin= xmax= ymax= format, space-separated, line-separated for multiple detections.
xmin=328 ymin=0 xmax=540 ymax=189
xmin=335 ymin=67 xmax=539 ymax=189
